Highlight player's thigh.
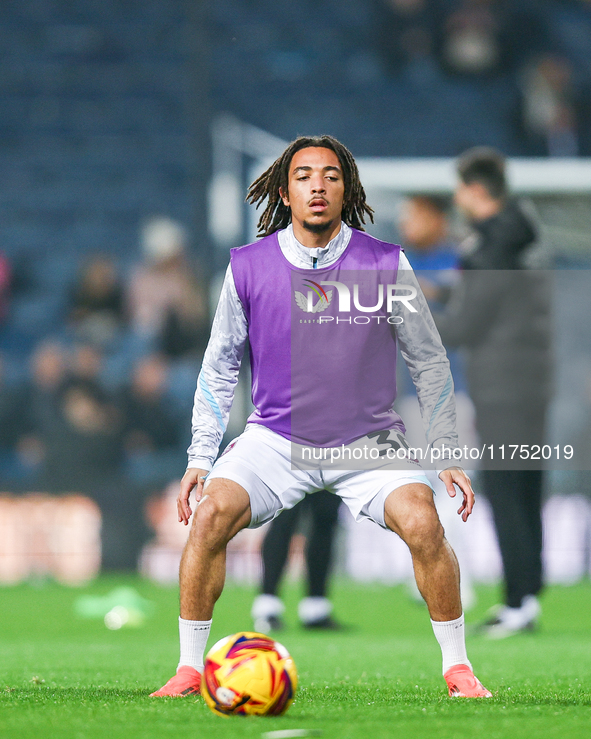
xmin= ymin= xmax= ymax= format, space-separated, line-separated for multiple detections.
xmin=383 ymin=482 xmax=440 ymax=542
xmin=329 ymin=469 xmax=432 ymax=529
xmin=208 ymin=425 xmax=312 ymax=528
xmin=192 ymin=476 xmax=252 ymax=542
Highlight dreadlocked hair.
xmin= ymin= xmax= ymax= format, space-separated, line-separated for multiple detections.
xmin=246 ymin=135 xmax=375 ymax=237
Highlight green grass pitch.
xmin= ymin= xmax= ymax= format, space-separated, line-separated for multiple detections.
xmin=1 ymin=575 xmax=590 ymax=739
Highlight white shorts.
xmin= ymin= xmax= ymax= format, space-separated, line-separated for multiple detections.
xmin=206 ymin=424 xmax=432 ymax=529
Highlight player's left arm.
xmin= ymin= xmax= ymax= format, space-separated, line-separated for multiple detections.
xmin=394 ymin=253 xmax=458 ymax=455
xmin=395 ymin=255 xmax=476 ymax=520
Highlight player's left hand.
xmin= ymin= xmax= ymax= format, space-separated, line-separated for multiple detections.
xmin=438 ymin=466 xmax=475 ymax=522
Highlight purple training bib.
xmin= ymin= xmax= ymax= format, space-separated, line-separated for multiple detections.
xmin=231 ymin=228 xmax=404 ymax=447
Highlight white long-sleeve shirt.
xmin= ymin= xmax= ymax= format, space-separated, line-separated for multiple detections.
xmin=188 ymin=223 xmax=458 ymax=470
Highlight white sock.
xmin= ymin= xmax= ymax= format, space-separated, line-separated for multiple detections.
xmin=178 ymin=617 xmax=212 ymax=673
xmin=298 ymin=596 xmax=332 ymax=625
xmin=431 ymin=613 xmax=471 ymax=675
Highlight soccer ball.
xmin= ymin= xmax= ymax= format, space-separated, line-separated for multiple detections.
xmin=201 ymin=631 xmax=298 ymax=717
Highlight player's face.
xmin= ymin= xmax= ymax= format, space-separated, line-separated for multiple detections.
xmin=280 ymin=147 xmax=345 ymax=234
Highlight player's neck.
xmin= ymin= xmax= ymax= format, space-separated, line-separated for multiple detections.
xmin=291 ymin=218 xmax=342 ymax=249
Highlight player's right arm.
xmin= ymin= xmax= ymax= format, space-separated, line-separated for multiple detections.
xmin=180 ymin=263 xmax=248 ymax=520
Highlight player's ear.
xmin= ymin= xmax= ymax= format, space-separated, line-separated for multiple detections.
xmin=279 ymin=187 xmax=290 ymax=207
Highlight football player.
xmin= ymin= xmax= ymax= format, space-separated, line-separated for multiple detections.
xmin=151 ymin=136 xmax=490 ymax=699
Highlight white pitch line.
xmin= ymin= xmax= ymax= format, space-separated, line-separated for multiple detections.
xmin=262 ymin=730 xmax=323 ymax=739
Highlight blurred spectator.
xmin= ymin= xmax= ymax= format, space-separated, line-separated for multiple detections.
xmin=68 ymin=255 xmax=126 ymax=347
xmin=397 ymin=194 xmax=462 ymax=380
xmin=518 ymin=55 xmax=580 ymax=157
xmin=38 ymin=379 xmax=123 ymax=494
xmin=17 ymin=341 xmax=122 ymax=493
xmin=70 ymin=343 xmax=104 ymax=385
xmin=18 ymin=339 xmax=152 ymax=570
xmin=40 ymin=376 xmax=139 ymax=570
xmin=127 ymin=217 xmax=209 ymax=359
xmin=398 ymin=194 xmax=459 ymax=303
xmin=27 ymin=341 xmax=68 ymax=397
xmin=0 ymin=251 xmax=10 ymax=323
xmin=441 ymin=0 xmax=504 ymax=76
xmin=439 ymin=0 xmax=545 ymax=78
xmin=121 ymin=354 xmax=179 ymax=454
xmin=17 ymin=342 xmax=68 ymax=474
xmin=373 ymin=0 xmax=443 ymax=81
xmin=0 ymin=354 xmax=21 ymax=452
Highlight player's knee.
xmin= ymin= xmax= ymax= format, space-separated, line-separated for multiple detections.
xmin=399 ymin=508 xmax=443 ymax=555
xmin=192 ymin=494 xmax=243 ymax=543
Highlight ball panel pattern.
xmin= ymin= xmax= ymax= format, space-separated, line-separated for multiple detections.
xmin=201 ymin=631 xmax=297 ymax=717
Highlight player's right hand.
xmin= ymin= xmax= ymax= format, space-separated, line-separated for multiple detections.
xmin=177 ymin=467 xmax=209 ymax=525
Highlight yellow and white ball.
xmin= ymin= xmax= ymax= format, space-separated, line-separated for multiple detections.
xmin=201 ymin=632 xmax=298 ymax=717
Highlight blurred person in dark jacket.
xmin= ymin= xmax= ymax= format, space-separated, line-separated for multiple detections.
xmin=120 ymin=354 xmax=184 ymax=486
xmin=435 ymin=147 xmax=552 ymax=637
xmin=68 ymin=255 xmax=126 ymax=347
xmin=21 ymin=344 xmax=124 ymax=498
xmin=19 ymin=342 xmax=141 ymax=569
xmin=16 ymin=342 xmax=68 ymax=477
xmin=0 ymin=354 xmax=18 ymax=446
xmin=42 ymin=379 xmax=124 ymax=493
xmin=45 ymin=378 xmax=142 ymax=570
xmin=70 ymin=343 xmax=104 ymax=385
xmin=122 ymin=354 xmax=179 ymax=453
